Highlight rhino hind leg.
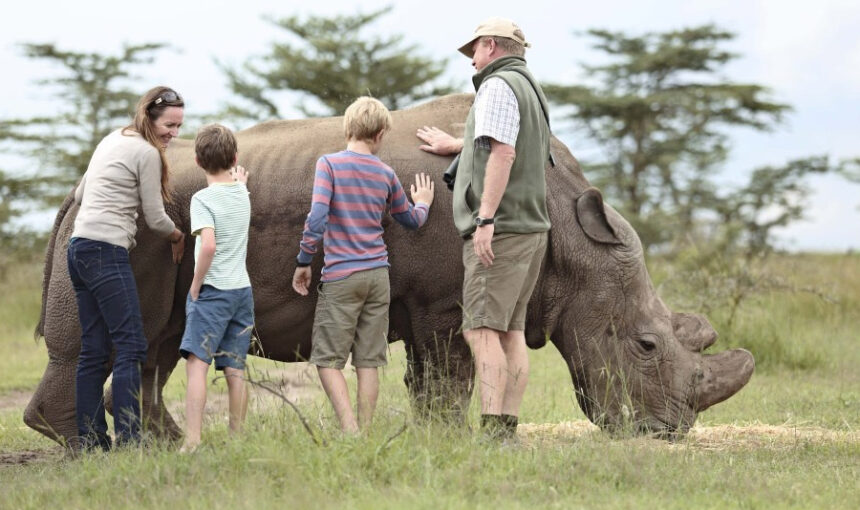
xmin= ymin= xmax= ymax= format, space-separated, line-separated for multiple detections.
xmin=399 ymin=307 xmax=474 ymax=421
xmin=24 ymin=358 xmax=79 ymax=447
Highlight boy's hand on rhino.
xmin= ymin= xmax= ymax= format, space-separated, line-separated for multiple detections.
xmin=232 ymin=165 xmax=248 ymax=184
xmin=411 ymin=172 xmax=435 ymax=207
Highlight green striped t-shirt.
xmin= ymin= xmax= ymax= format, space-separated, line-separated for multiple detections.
xmin=190 ymin=182 xmax=251 ymax=290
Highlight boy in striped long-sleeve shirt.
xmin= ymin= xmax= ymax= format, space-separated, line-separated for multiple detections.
xmin=292 ymin=97 xmax=434 ymax=434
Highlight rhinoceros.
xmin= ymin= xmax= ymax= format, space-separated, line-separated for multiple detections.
xmin=25 ymin=94 xmax=754 ymax=444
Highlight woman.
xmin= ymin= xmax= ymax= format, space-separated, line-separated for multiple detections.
xmin=67 ymin=86 xmax=186 ymax=450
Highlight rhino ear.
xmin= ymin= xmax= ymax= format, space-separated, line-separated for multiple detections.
xmin=575 ymin=188 xmax=623 ymax=245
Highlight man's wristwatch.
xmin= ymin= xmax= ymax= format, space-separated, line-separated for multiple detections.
xmin=474 ymin=216 xmax=494 ymax=227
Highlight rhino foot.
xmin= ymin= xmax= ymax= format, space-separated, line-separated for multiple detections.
xmin=24 ymin=359 xmax=78 ymax=447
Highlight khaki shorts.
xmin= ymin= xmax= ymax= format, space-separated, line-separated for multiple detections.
xmin=310 ymin=267 xmax=390 ymax=369
xmin=461 ymin=232 xmax=547 ymax=333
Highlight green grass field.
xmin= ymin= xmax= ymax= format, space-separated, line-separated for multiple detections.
xmin=1 ymin=254 xmax=858 ymax=509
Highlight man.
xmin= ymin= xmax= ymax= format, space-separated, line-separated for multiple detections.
xmin=417 ymin=17 xmax=552 ymax=439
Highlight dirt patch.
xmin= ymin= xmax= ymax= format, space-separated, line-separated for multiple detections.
xmin=517 ymin=420 xmax=860 ymax=449
xmin=0 ymin=448 xmax=64 ymax=467
xmin=167 ymin=362 xmax=324 ymax=425
xmin=0 ymin=390 xmax=33 ymax=411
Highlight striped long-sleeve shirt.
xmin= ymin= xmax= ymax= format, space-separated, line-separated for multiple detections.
xmin=297 ymin=150 xmax=430 ymax=282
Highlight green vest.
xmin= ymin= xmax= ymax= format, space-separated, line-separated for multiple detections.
xmin=453 ymin=56 xmax=552 ymax=237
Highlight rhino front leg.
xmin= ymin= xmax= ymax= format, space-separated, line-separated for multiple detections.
xmin=139 ymin=364 xmax=182 ymax=440
xmin=104 ymin=342 xmax=184 ymax=441
xmin=105 ymin=300 xmax=187 ymax=441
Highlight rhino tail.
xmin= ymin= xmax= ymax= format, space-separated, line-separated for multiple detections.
xmin=34 ymin=190 xmax=77 ymax=340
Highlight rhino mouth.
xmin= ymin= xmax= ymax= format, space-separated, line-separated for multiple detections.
xmin=634 ymin=417 xmax=690 ymax=440
xmin=596 ymin=407 xmax=694 ymax=439
xmin=624 ymin=399 xmax=697 ymax=439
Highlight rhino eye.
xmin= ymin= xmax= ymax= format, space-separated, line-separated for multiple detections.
xmin=636 ymin=337 xmax=657 ymax=352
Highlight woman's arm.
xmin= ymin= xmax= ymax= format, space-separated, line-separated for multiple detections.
xmin=137 ymin=148 xmax=177 ymax=238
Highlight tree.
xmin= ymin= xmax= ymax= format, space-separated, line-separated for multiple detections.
xmin=841 ymin=158 xmax=860 ymax=182
xmin=0 ymin=42 xmax=168 ymax=206
xmin=222 ymin=6 xmax=454 ymax=119
xmin=544 ymin=25 xmax=793 ymax=249
xmin=837 ymin=158 xmax=860 ymax=212
xmin=715 ymin=156 xmax=831 ymax=255
xmin=0 ymin=168 xmax=49 ymax=274
xmin=0 ymin=43 xmax=168 ymax=270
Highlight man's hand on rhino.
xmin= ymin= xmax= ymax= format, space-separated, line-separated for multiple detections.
xmin=417 ymin=126 xmax=464 ymax=156
xmin=473 ymin=223 xmax=495 ymax=267
xmin=410 ymin=172 xmax=435 ymax=207
xmin=292 ymin=266 xmax=312 ymax=296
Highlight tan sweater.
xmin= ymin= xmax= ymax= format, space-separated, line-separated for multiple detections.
xmin=72 ymin=129 xmax=175 ymax=250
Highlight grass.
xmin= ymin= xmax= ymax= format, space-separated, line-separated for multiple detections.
xmin=1 ymin=253 xmax=859 ymax=509
xmin=2 ymin=410 xmax=858 ymax=509
xmin=0 ymin=261 xmax=47 ymax=393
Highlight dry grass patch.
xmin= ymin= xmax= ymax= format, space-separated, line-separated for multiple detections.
xmin=518 ymin=420 xmax=860 ymax=450
xmin=683 ymin=422 xmax=860 ymax=450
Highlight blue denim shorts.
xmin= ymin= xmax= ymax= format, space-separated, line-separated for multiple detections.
xmin=180 ymin=285 xmax=254 ymax=370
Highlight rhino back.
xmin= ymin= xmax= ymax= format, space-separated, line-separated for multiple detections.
xmin=164 ymin=95 xmax=476 ymax=360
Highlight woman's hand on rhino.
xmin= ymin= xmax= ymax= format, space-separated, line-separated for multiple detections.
xmin=417 ymin=126 xmax=463 ymax=156
xmin=170 ymin=231 xmax=185 ymax=264
xmin=292 ymin=266 xmax=312 ymax=296
xmin=411 ymin=173 xmax=435 ymax=206
xmin=231 ymin=165 xmax=248 ymax=184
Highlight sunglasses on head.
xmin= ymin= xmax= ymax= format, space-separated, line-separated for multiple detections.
xmin=149 ymin=90 xmax=183 ymax=109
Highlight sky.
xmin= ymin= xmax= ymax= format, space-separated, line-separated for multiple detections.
xmin=1 ymin=0 xmax=858 ymax=251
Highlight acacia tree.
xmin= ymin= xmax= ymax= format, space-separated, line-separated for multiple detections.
xmin=0 ymin=43 xmax=167 ymax=269
xmin=0 ymin=168 xmax=49 ymax=271
xmin=716 ymin=156 xmax=831 ymax=255
xmin=544 ymin=25 xmax=792 ymax=249
xmin=0 ymin=42 xmax=167 ymax=206
xmin=840 ymin=158 xmax=860 ymax=210
xmin=222 ymin=6 xmax=454 ymax=119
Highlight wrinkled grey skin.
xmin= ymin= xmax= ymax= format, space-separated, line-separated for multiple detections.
xmin=25 ymin=94 xmax=754 ymax=445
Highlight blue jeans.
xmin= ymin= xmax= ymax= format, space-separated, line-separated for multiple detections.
xmin=67 ymin=237 xmax=147 ymax=449
xmin=180 ymin=285 xmax=254 ymax=370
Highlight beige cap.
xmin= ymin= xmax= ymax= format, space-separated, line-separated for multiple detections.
xmin=458 ymin=17 xmax=531 ymax=58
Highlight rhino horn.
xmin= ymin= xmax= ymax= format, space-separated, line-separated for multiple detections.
xmin=693 ymin=348 xmax=755 ymax=412
xmin=672 ymin=312 xmax=718 ymax=352
xmin=575 ymin=188 xmax=623 ymax=245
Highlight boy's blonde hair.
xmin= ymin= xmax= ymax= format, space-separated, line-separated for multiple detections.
xmin=343 ymin=97 xmax=392 ymax=142
xmin=195 ymin=124 xmax=238 ymax=174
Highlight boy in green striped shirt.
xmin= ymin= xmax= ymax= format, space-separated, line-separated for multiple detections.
xmin=179 ymin=124 xmax=253 ymax=452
